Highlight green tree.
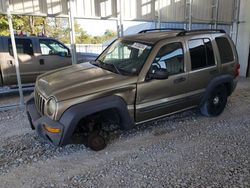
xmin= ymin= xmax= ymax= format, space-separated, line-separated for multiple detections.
xmin=0 ymin=15 xmax=117 ymax=44
xmin=46 ymin=17 xmax=70 ymax=43
xmin=103 ymin=29 xmax=117 ymax=40
xmin=0 ymin=15 xmax=47 ymax=36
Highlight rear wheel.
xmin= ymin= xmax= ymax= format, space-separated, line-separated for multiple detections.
xmin=200 ymin=85 xmax=228 ymax=117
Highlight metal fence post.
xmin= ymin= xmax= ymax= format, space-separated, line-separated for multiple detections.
xmin=68 ymin=0 xmax=77 ymax=64
xmin=6 ymin=1 xmax=24 ymax=106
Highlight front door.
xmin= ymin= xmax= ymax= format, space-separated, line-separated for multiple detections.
xmin=38 ymin=38 xmax=72 ymax=74
xmin=136 ymin=41 xmax=189 ymax=123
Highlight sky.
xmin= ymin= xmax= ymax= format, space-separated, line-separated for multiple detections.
xmin=76 ymin=19 xmax=156 ymax=36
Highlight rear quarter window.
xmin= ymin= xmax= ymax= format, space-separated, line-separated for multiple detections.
xmin=215 ymin=37 xmax=234 ymax=64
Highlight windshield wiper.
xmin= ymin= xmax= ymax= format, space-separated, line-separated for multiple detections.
xmin=104 ymin=63 xmax=122 ymax=75
xmin=94 ymin=60 xmax=122 ymax=75
xmin=90 ymin=60 xmax=102 ymax=68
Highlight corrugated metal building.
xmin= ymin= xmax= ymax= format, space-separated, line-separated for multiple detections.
xmin=0 ymin=0 xmax=249 ymax=76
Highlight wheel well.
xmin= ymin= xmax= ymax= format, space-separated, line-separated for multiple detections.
xmin=223 ymin=82 xmax=232 ymax=96
xmin=77 ymin=108 xmax=120 ymax=126
xmin=71 ymin=108 xmax=121 ymax=143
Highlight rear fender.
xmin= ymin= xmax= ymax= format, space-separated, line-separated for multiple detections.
xmin=201 ymin=74 xmax=234 ymax=104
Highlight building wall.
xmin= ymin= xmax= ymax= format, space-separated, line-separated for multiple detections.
xmin=0 ymin=0 xmax=236 ymax=24
xmin=236 ymin=0 xmax=250 ymax=76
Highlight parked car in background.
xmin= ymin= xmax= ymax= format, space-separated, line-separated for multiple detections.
xmin=0 ymin=35 xmax=98 ymax=86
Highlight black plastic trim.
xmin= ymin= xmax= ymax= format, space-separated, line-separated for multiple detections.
xmin=177 ymin=29 xmax=226 ymax=36
xmin=59 ymin=95 xmax=134 ymax=145
xmin=139 ymin=28 xmax=185 ymax=34
xmin=201 ymin=75 xmax=235 ymax=104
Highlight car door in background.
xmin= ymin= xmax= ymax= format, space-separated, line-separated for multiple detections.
xmin=3 ymin=38 xmax=40 ymax=85
xmin=39 ymin=38 xmax=72 ymax=74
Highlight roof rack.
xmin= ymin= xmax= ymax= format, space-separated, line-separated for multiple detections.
xmin=138 ymin=28 xmax=185 ymax=34
xmin=177 ymin=29 xmax=226 ymax=36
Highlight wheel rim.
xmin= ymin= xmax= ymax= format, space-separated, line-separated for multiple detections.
xmin=209 ymin=87 xmax=227 ymax=115
xmin=213 ymin=96 xmax=220 ymax=105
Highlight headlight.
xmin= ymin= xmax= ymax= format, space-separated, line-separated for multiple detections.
xmin=47 ymin=98 xmax=57 ymax=116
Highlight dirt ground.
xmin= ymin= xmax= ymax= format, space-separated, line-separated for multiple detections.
xmin=0 ymin=78 xmax=249 ymax=188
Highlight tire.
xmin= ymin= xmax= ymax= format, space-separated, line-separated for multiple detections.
xmin=200 ymin=85 xmax=228 ymax=117
xmin=87 ymin=132 xmax=107 ymax=151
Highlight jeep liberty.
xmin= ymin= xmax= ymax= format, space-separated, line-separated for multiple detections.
xmin=26 ymin=29 xmax=240 ymax=151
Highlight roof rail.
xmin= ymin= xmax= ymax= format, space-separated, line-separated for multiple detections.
xmin=177 ymin=29 xmax=226 ymax=36
xmin=138 ymin=28 xmax=185 ymax=34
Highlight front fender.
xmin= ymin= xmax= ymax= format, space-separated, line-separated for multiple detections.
xmin=59 ymin=95 xmax=134 ymax=145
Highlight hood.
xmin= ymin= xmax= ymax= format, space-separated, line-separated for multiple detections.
xmin=36 ymin=62 xmax=137 ymax=101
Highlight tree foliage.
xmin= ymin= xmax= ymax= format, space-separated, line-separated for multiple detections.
xmin=0 ymin=15 xmax=117 ymax=44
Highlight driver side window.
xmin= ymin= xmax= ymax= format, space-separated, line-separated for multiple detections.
xmin=39 ymin=39 xmax=70 ymax=57
xmin=152 ymin=42 xmax=184 ymax=76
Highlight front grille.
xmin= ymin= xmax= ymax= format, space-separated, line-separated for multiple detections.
xmin=34 ymin=90 xmax=46 ymax=115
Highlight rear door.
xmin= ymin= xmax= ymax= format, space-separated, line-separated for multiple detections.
xmin=185 ymin=34 xmax=218 ymax=104
xmin=3 ymin=37 xmax=40 ymax=85
xmin=38 ymin=38 xmax=72 ymax=74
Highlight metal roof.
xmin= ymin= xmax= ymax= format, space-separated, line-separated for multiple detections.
xmin=0 ymin=0 xmax=236 ymax=24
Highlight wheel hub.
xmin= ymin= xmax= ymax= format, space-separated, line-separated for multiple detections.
xmin=213 ymin=96 xmax=220 ymax=105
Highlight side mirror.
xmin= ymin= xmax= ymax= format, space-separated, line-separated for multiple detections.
xmin=147 ymin=69 xmax=169 ymax=80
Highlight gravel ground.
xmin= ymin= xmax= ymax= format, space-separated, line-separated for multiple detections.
xmin=0 ymin=78 xmax=249 ymax=188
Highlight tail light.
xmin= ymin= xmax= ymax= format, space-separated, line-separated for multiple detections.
xmin=234 ymin=63 xmax=240 ymax=77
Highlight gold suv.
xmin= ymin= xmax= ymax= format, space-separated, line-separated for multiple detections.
xmin=26 ymin=29 xmax=240 ymax=151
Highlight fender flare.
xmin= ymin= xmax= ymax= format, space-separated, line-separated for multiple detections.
xmin=59 ymin=95 xmax=134 ymax=145
xmin=201 ymin=74 xmax=234 ymax=104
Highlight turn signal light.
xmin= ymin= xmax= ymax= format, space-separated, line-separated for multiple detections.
xmin=43 ymin=124 xmax=61 ymax=133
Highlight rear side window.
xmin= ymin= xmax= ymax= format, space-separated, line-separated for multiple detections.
xmin=188 ymin=38 xmax=215 ymax=70
xmin=9 ymin=39 xmax=34 ymax=56
xmin=215 ymin=37 xmax=234 ymax=64
xmin=204 ymin=39 xmax=215 ymax=66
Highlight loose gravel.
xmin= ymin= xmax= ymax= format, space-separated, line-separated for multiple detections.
xmin=0 ymin=78 xmax=249 ymax=188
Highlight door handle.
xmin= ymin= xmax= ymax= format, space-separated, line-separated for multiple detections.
xmin=7 ymin=60 xmax=13 ymax=65
xmin=174 ymin=77 xmax=186 ymax=84
xmin=39 ymin=59 xmax=45 ymax=65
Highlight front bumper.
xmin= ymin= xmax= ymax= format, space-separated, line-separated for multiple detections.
xmin=26 ymin=97 xmax=64 ymax=146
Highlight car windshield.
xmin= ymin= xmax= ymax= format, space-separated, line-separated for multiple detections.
xmin=94 ymin=39 xmax=152 ymax=75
